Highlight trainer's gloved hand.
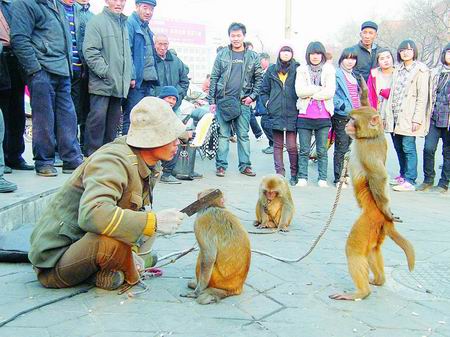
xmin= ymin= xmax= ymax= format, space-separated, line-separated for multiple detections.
xmin=155 ymin=209 xmax=186 ymax=234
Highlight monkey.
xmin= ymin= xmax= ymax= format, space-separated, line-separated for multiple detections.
xmin=180 ymin=189 xmax=251 ymax=304
xmin=254 ymin=174 xmax=295 ymax=232
xmin=329 ymin=102 xmax=415 ymax=301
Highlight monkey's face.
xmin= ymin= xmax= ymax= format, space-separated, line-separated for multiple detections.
xmin=264 ymin=190 xmax=278 ymax=201
xmin=345 ymin=118 xmax=356 ymax=139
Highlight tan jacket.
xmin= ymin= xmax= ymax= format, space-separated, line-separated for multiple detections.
xmin=295 ymin=63 xmax=336 ymax=116
xmin=29 ymin=137 xmax=158 ymax=268
xmin=382 ymin=61 xmax=431 ymax=137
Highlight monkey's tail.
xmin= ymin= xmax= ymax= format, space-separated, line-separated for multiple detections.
xmin=386 ymin=223 xmax=415 ymax=272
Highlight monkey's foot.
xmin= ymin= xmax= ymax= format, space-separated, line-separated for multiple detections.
xmin=196 ymin=293 xmax=218 ymax=305
xmin=329 ymin=292 xmax=369 ymax=301
xmin=369 ymin=278 xmax=385 ymax=286
xmin=253 ymin=221 xmax=261 ymax=227
xmin=187 ymin=280 xmax=197 ymax=289
xmin=180 ymin=290 xmax=198 ymax=298
xmin=279 ymin=226 xmax=290 ymax=232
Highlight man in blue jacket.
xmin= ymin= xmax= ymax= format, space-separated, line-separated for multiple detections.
xmin=122 ymin=0 xmax=159 ymax=135
xmin=11 ymin=0 xmax=83 ymax=176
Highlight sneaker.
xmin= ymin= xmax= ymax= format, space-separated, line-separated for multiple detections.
xmin=216 ymin=167 xmax=225 ymax=177
xmin=262 ymin=146 xmax=274 ymax=154
xmin=4 ymin=166 xmax=12 ymax=174
xmin=392 ymin=181 xmax=415 ymax=192
xmin=62 ymin=164 xmax=79 ymax=174
xmin=54 ymin=158 xmax=63 ymax=168
xmin=241 ymin=167 xmax=256 ymax=177
xmin=297 ymin=178 xmax=307 ymax=187
xmin=160 ymin=173 xmax=181 ymax=184
xmin=0 ymin=177 xmax=17 ymax=193
xmin=94 ymin=270 xmax=124 ymax=290
xmin=142 ymin=252 xmax=158 ymax=268
xmin=318 ymin=180 xmax=329 ymax=188
xmin=389 ymin=176 xmax=404 ymax=186
xmin=289 ymin=177 xmax=298 ymax=186
xmin=229 ymin=135 xmax=237 ymax=143
xmin=430 ymin=186 xmax=448 ymax=194
xmin=36 ymin=166 xmax=58 ymax=177
xmin=416 ymin=182 xmax=433 ymax=192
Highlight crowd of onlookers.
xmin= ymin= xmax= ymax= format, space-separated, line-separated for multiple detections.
xmin=0 ymin=0 xmax=448 ymax=196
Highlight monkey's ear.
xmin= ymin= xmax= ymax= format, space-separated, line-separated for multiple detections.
xmin=370 ymin=114 xmax=381 ymax=127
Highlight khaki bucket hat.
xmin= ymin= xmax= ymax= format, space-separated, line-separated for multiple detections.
xmin=126 ymin=97 xmax=186 ymax=148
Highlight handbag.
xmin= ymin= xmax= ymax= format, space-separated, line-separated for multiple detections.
xmin=172 ymin=142 xmax=197 ymax=180
xmin=217 ymin=96 xmax=241 ymax=122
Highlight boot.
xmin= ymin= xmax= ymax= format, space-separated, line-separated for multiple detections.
xmin=94 ymin=270 xmax=124 ymax=290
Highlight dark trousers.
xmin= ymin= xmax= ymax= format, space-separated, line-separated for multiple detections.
xmin=0 ymin=53 xmax=26 ymax=166
xmin=36 ymin=233 xmax=140 ymax=288
xmin=71 ymin=69 xmax=90 ymax=152
xmin=260 ymin=114 xmax=274 ymax=146
xmin=28 ymin=70 xmax=82 ymax=169
xmin=84 ymin=95 xmax=122 ymax=156
xmin=162 ymin=156 xmax=177 ymax=174
xmin=423 ymin=121 xmax=450 ymax=188
xmin=122 ymin=81 xmax=155 ymax=135
xmin=250 ymin=111 xmax=263 ymax=138
xmin=273 ymin=129 xmax=297 ymax=178
xmin=332 ymin=114 xmax=351 ymax=183
xmin=391 ymin=133 xmax=418 ymax=184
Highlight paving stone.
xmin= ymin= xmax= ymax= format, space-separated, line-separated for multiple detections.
xmin=0 ymin=327 xmax=50 ymax=337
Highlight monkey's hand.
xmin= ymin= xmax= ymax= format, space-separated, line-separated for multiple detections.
xmin=278 ymin=225 xmax=290 ymax=232
xmin=180 ymin=290 xmax=198 ymax=298
xmin=155 ymin=209 xmax=186 ymax=235
xmin=253 ymin=221 xmax=261 ymax=227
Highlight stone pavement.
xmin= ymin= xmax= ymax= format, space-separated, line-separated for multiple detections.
xmin=0 ymin=134 xmax=449 ymax=337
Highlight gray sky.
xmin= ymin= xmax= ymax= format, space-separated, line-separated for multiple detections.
xmin=91 ymin=0 xmax=407 ymax=58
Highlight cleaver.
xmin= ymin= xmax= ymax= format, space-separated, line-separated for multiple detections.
xmin=180 ymin=189 xmax=222 ymax=217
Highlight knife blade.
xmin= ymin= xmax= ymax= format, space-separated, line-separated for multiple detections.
xmin=180 ymin=189 xmax=222 ymax=217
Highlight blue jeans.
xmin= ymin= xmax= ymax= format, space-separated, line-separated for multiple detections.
xmin=28 ymin=70 xmax=82 ymax=169
xmin=423 ymin=121 xmax=449 ymax=188
xmin=122 ymin=81 xmax=156 ymax=135
xmin=216 ymin=104 xmax=251 ymax=172
xmin=298 ymin=127 xmax=329 ymax=180
xmin=391 ymin=133 xmax=417 ymax=184
xmin=260 ymin=114 xmax=273 ymax=146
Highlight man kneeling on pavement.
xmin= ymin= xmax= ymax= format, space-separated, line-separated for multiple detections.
xmin=158 ymin=86 xmax=202 ymax=184
xmin=29 ymin=97 xmax=187 ymax=290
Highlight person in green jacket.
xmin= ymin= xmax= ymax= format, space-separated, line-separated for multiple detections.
xmin=82 ymin=0 xmax=132 ymax=156
xmin=29 ymin=97 xmax=187 ymax=291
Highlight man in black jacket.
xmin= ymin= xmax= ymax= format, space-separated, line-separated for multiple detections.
xmin=0 ymin=0 xmax=33 ymax=172
xmin=208 ymin=22 xmax=263 ymax=177
xmin=352 ymin=21 xmax=380 ymax=82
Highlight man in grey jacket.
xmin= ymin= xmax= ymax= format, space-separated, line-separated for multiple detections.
xmin=11 ymin=0 xmax=83 ymax=176
xmin=208 ymin=22 xmax=263 ymax=177
xmin=83 ymin=0 xmax=132 ymax=156
xmin=352 ymin=21 xmax=380 ymax=82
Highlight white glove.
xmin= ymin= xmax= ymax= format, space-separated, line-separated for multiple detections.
xmin=155 ymin=208 xmax=186 ymax=235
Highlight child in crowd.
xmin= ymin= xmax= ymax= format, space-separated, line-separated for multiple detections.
xmin=332 ymin=48 xmax=360 ymax=188
xmin=295 ymin=41 xmax=335 ymax=187
xmin=260 ymin=45 xmax=299 ymax=186
xmin=417 ymin=43 xmax=450 ymax=193
xmin=382 ymin=39 xmax=431 ymax=192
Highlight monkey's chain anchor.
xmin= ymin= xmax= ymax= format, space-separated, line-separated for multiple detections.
xmin=251 ymin=157 xmax=351 ymax=263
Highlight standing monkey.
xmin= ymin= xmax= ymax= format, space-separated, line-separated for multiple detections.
xmin=255 ymin=174 xmax=295 ymax=231
xmin=329 ymin=105 xmax=415 ymax=301
xmin=181 ymin=189 xmax=251 ymax=304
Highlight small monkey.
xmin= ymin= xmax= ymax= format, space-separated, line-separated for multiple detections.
xmin=329 ymin=104 xmax=415 ymax=301
xmin=181 ymin=189 xmax=251 ymax=304
xmin=255 ymin=174 xmax=295 ymax=231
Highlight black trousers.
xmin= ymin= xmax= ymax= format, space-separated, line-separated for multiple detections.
xmin=84 ymin=95 xmax=122 ymax=156
xmin=71 ymin=69 xmax=90 ymax=152
xmin=332 ymin=114 xmax=351 ymax=183
xmin=0 ymin=53 xmax=26 ymax=166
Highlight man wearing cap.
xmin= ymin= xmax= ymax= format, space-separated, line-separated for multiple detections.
xmin=352 ymin=21 xmax=380 ymax=82
xmin=83 ymin=0 xmax=132 ymax=156
xmin=122 ymin=0 xmax=159 ymax=135
xmin=29 ymin=97 xmax=187 ymax=291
